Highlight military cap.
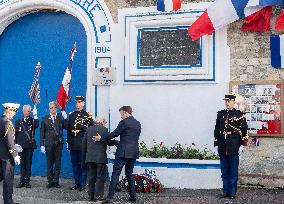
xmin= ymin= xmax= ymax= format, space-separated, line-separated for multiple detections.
xmin=2 ymin=103 xmax=20 ymax=110
xmin=223 ymin=94 xmax=236 ymax=101
xmin=75 ymin=96 xmax=85 ymax=102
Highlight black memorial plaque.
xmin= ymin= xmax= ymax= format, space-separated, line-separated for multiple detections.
xmin=139 ymin=28 xmax=201 ymax=67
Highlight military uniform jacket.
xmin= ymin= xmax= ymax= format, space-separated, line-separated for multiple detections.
xmin=102 ymin=116 xmax=141 ymax=159
xmin=0 ymin=115 xmax=17 ymax=161
xmin=40 ymin=113 xmax=67 ymax=147
xmin=15 ymin=117 xmax=39 ymax=149
xmin=82 ymin=124 xmax=118 ymax=164
xmin=67 ymin=110 xmax=94 ymax=150
xmin=214 ymin=108 xmax=248 ymax=155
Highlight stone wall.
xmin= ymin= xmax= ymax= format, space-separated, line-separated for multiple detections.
xmin=104 ymin=0 xmax=284 ymax=188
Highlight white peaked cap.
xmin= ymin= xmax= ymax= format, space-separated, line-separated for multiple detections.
xmin=2 ymin=103 xmax=20 ymax=109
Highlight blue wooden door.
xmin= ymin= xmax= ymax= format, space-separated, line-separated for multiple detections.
xmin=0 ymin=11 xmax=87 ymax=178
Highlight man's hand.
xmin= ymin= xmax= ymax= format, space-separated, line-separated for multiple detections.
xmin=61 ymin=111 xmax=67 ymax=120
xmin=32 ymin=105 xmax=38 ymax=119
xmin=40 ymin=146 xmax=46 ymax=154
xmin=92 ymin=133 xmax=101 ymax=142
xmin=15 ymin=144 xmax=23 ymax=153
xmin=14 ymin=155 xmax=21 ymax=165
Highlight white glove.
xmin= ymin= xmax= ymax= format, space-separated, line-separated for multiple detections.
xmin=238 ymin=145 xmax=244 ymax=156
xmin=32 ymin=105 xmax=38 ymax=119
xmin=14 ymin=155 xmax=21 ymax=165
xmin=40 ymin=146 xmax=46 ymax=154
xmin=214 ymin=146 xmax=218 ymax=153
xmin=61 ymin=110 xmax=67 ymax=120
xmin=15 ymin=144 xmax=23 ymax=153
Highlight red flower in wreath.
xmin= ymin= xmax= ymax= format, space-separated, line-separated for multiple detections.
xmin=136 ymin=187 xmax=141 ymax=193
xmin=144 ymin=187 xmax=150 ymax=193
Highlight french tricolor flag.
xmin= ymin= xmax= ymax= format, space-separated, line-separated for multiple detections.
xmin=56 ymin=43 xmax=76 ymax=110
xmin=270 ymin=34 xmax=284 ymax=68
xmin=157 ymin=0 xmax=181 ymax=12
xmin=188 ymin=0 xmax=283 ymax=41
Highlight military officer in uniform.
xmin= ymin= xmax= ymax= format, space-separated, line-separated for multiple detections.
xmin=0 ymin=103 xmax=21 ymax=204
xmin=15 ymin=104 xmax=39 ymax=188
xmin=67 ymin=96 xmax=94 ymax=191
xmin=40 ymin=101 xmax=67 ymax=188
xmin=214 ymin=94 xmax=249 ymax=199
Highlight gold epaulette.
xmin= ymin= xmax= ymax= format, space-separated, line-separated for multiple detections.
xmin=9 ymin=148 xmax=16 ymax=153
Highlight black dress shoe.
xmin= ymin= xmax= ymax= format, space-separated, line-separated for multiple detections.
xmin=16 ymin=182 xmax=25 ymax=188
xmin=219 ymin=194 xmax=229 ymax=199
xmin=94 ymin=197 xmax=106 ymax=201
xmin=128 ymin=198 xmax=137 ymax=203
xmin=78 ymin=186 xmax=85 ymax=191
xmin=54 ymin=183 xmax=61 ymax=188
xmin=70 ymin=185 xmax=79 ymax=190
xmin=102 ymin=199 xmax=112 ymax=204
xmin=46 ymin=183 xmax=53 ymax=188
xmin=25 ymin=182 xmax=31 ymax=188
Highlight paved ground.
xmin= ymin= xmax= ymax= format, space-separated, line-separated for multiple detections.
xmin=0 ymin=176 xmax=283 ymax=204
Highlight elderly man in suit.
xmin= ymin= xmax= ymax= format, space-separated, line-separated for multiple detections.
xmin=82 ymin=116 xmax=118 ymax=202
xmin=15 ymin=104 xmax=39 ymax=188
xmin=40 ymin=101 xmax=67 ymax=188
xmin=94 ymin=106 xmax=141 ymax=204
xmin=0 ymin=103 xmax=21 ymax=204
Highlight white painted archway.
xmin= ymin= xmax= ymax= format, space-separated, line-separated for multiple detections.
xmin=0 ymin=0 xmax=113 ymax=114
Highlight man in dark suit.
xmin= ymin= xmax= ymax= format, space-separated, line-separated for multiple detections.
xmin=67 ymin=96 xmax=94 ymax=191
xmin=40 ymin=101 xmax=67 ymax=188
xmin=214 ymin=94 xmax=248 ymax=199
xmin=0 ymin=103 xmax=21 ymax=204
xmin=82 ymin=116 xmax=118 ymax=201
xmin=15 ymin=104 xmax=39 ymax=188
xmin=94 ymin=106 xmax=141 ymax=204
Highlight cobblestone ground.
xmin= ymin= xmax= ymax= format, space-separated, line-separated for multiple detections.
xmin=0 ymin=176 xmax=283 ymax=204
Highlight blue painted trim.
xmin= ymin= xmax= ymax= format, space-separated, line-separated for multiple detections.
xmin=137 ymin=26 xmax=202 ymax=69
xmin=69 ymin=0 xmax=111 ymax=43
xmin=108 ymin=159 xmax=220 ymax=169
xmin=95 ymin=85 xmax=98 ymax=117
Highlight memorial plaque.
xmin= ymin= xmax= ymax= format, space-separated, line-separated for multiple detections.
xmin=139 ymin=28 xmax=201 ymax=67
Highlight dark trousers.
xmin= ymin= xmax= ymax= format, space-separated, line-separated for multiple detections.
xmin=46 ymin=144 xmax=62 ymax=185
xmin=19 ymin=148 xmax=33 ymax=184
xmin=70 ymin=150 xmax=86 ymax=187
xmin=87 ymin=162 xmax=106 ymax=199
xmin=0 ymin=159 xmax=15 ymax=204
xmin=220 ymin=154 xmax=239 ymax=196
xmin=107 ymin=157 xmax=136 ymax=200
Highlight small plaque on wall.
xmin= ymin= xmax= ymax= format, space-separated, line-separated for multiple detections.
xmin=139 ymin=27 xmax=201 ymax=68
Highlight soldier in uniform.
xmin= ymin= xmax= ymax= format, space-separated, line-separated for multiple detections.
xmin=67 ymin=96 xmax=94 ymax=191
xmin=214 ymin=94 xmax=249 ymax=199
xmin=15 ymin=104 xmax=39 ymax=188
xmin=0 ymin=103 xmax=21 ymax=204
xmin=40 ymin=101 xmax=67 ymax=188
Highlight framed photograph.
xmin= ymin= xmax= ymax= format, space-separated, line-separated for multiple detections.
xmin=230 ymin=80 xmax=284 ymax=137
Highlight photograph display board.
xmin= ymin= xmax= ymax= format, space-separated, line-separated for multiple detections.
xmin=230 ymin=81 xmax=284 ymax=137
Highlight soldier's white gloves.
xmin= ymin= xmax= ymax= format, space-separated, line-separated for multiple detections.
xmin=214 ymin=146 xmax=218 ymax=153
xmin=61 ymin=111 xmax=67 ymax=120
xmin=15 ymin=144 xmax=23 ymax=153
xmin=40 ymin=146 xmax=46 ymax=154
xmin=238 ymin=145 xmax=244 ymax=156
xmin=14 ymin=155 xmax=21 ymax=165
xmin=32 ymin=105 xmax=38 ymax=119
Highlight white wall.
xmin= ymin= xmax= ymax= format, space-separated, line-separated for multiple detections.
xmin=98 ymin=4 xmax=231 ymax=150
